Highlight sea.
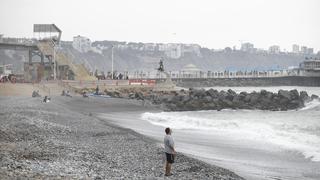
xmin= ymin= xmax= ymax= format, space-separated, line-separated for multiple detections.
xmin=100 ymin=86 xmax=320 ymax=180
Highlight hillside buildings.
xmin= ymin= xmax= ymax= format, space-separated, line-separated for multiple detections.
xmin=159 ymin=43 xmax=182 ymax=59
xmin=292 ymin=44 xmax=300 ymax=54
xmin=241 ymin=42 xmax=255 ymax=52
xmin=72 ymin=35 xmax=92 ymax=53
xmin=269 ymin=45 xmax=280 ymax=54
xmin=71 ymin=35 xmax=317 ymax=58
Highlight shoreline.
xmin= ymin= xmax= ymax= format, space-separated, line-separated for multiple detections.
xmin=0 ymin=95 xmax=244 ymax=179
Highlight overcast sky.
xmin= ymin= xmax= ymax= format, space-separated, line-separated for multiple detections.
xmin=0 ymin=0 xmax=319 ymax=52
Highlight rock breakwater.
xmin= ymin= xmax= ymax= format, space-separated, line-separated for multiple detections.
xmin=104 ymin=88 xmax=319 ymax=111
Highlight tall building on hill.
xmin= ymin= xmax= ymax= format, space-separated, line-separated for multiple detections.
xmin=158 ymin=43 xmax=182 ymax=59
xmin=269 ymin=45 xmax=280 ymax=54
xmin=241 ymin=42 xmax=254 ymax=52
xmin=292 ymin=44 xmax=300 ymax=54
xmin=307 ymin=48 xmax=314 ymax=54
xmin=72 ymin=35 xmax=92 ymax=53
xmin=301 ymin=46 xmax=308 ymax=54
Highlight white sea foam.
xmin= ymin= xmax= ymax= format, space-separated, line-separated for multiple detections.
xmin=301 ymin=99 xmax=320 ymax=111
xmin=141 ymin=105 xmax=320 ymax=161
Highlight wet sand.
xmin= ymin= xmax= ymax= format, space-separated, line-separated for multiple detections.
xmin=0 ymin=95 xmax=243 ymax=179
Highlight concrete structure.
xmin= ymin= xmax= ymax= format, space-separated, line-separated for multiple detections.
xmin=34 ymin=24 xmax=62 ymax=42
xmin=159 ymin=43 xmax=182 ymax=59
xmin=301 ymin=60 xmax=320 ymax=70
xmin=180 ymin=64 xmax=203 ymax=78
xmin=0 ymin=64 xmax=12 ymax=76
xmin=182 ymin=44 xmax=201 ymax=57
xmin=292 ymin=44 xmax=300 ymax=54
xmin=301 ymin=46 xmax=308 ymax=54
xmin=174 ymin=76 xmax=320 ymax=87
xmin=307 ymin=48 xmax=314 ymax=55
xmin=241 ymin=42 xmax=254 ymax=52
xmin=0 ymin=25 xmax=94 ymax=82
xmin=143 ymin=43 xmax=156 ymax=51
xmin=269 ymin=45 xmax=280 ymax=54
xmin=72 ymin=35 xmax=92 ymax=53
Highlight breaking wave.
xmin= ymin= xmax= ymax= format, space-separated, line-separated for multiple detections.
xmin=141 ymin=103 xmax=320 ymax=161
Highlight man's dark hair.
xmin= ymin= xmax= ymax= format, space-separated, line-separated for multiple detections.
xmin=165 ymin=127 xmax=170 ymax=134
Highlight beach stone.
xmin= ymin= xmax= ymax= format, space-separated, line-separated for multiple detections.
xmin=206 ymin=88 xmax=219 ymax=98
xmin=278 ymin=90 xmax=291 ymax=100
xmin=311 ymin=94 xmax=319 ymax=100
xmin=289 ymin=89 xmax=300 ymax=100
xmin=300 ymin=91 xmax=310 ymax=102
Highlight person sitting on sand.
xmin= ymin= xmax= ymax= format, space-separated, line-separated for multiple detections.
xmin=32 ymin=90 xmax=41 ymax=97
xmin=95 ymin=85 xmax=99 ymax=95
xmin=65 ymin=90 xmax=72 ymax=97
xmin=164 ymin=127 xmax=176 ymax=176
xmin=43 ymin=96 xmax=51 ymax=103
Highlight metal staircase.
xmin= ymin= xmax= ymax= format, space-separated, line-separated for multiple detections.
xmin=37 ymin=39 xmax=96 ymax=81
xmin=55 ymin=51 xmax=96 ymax=80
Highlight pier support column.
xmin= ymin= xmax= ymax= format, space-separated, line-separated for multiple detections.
xmin=40 ymin=53 xmax=44 ymax=64
xmin=28 ymin=50 xmax=32 ymax=64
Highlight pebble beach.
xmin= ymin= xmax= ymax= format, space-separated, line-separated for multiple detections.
xmin=0 ymin=93 xmax=244 ymax=179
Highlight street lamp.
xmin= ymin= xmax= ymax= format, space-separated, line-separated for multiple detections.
xmin=111 ymin=45 xmax=114 ymax=80
xmin=52 ymin=40 xmax=57 ymax=80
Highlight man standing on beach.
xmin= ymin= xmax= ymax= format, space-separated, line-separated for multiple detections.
xmin=164 ymin=127 xmax=176 ymax=176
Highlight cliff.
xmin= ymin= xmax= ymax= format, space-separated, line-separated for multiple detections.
xmin=0 ymin=40 xmax=308 ymax=74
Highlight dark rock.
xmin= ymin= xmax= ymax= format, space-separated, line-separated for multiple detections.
xmin=227 ymin=89 xmax=236 ymax=96
xmin=108 ymin=88 xmax=307 ymax=112
xmin=300 ymin=91 xmax=310 ymax=102
xmin=260 ymin=89 xmax=268 ymax=96
xmin=288 ymin=100 xmax=303 ymax=109
xmin=203 ymin=96 xmax=213 ymax=103
xmin=192 ymin=89 xmax=206 ymax=98
xmin=249 ymin=93 xmax=260 ymax=105
xmin=289 ymin=89 xmax=300 ymax=100
xmin=278 ymin=90 xmax=291 ymax=100
xmin=244 ymin=94 xmax=251 ymax=102
xmin=206 ymin=88 xmax=219 ymax=98
xmin=311 ymin=94 xmax=319 ymax=100
xmin=135 ymin=92 xmax=144 ymax=100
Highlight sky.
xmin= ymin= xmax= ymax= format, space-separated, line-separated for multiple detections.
xmin=0 ymin=0 xmax=319 ymax=52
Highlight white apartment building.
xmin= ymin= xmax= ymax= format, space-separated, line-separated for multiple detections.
xmin=241 ymin=42 xmax=254 ymax=52
xmin=269 ymin=45 xmax=280 ymax=54
xmin=183 ymin=44 xmax=201 ymax=57
xmin=301 ymin=46 xmax=308 ymax=54
xmin=292 ymin=44 xmax=299 ymax=54
xmin=307 ymin=48 xmax=314 ymax=54
xmin=158 ymin=43 xmax=182 ymax=59
xmin=72 ymin=35 xmax=92 ymax=53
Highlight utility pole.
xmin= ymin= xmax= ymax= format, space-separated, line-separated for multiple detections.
xmin=52 ymin=41 xmax=57 ymax=80
xmin=111 ymin=45 xmax=114 ymax=80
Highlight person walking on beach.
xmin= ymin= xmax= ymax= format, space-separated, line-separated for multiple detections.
xmin=164 ymin=127 xmax=176 ymax=176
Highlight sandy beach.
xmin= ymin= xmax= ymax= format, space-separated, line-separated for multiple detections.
xmin=0 ymin=87 xmax=243 ymax=179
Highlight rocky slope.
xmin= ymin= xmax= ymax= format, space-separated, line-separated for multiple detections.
xmin=0 ymin=40 xmax=308 ymax=75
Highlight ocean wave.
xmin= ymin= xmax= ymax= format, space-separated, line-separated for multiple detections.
xmin=141 ymin=111 xmax=320 ymax=162
xmin=300 ymin=99 xmax=320 ymax=111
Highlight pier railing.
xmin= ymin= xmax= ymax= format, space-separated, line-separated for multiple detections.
xmin=126 ymin=69 xmax=301 ymax=79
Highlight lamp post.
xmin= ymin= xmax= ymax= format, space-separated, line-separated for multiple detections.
xmin=52 ymin=41 xmax=57 ymax=80
xmin=111 ymin=45 xmax=114 ymax=80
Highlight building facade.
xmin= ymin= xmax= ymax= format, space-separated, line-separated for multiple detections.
xmin=269 ymin=45 xmax=280 ymax=54
xmin=292 ymin=44 xmax=299 ymax=54
xmin=241 ymin=42 xmax=254 ymax=52
xmin=72 ymin=35 xmax=92 ymax=53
